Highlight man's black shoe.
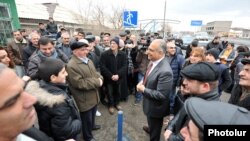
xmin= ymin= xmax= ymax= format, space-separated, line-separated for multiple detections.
xmin=101 ymin=100 xmax=108 ymax=106
xmin=92 ymin=125 xmax=101 ymax=130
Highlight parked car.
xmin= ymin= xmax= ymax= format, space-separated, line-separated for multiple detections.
xmin=181 ymin=35 xmax=194 ymax=50
xmin=194 ymin=32 xmax=209 ymax=41
xmin=198 ymin=40 xmax=209 ymax=48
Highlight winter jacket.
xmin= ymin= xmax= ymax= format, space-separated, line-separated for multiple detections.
xmin=23 ymin=44 xmax=37 ymax=69
xmin=229 ymin=84 xmax=250 ymax=111
xmin=66 ymin=55 xmax=102 ymax=112
xmin=27 ymin=49 xmax=68 ymax=80
xmin=206 ymin=41 xmax=223 ymax=52
xmin=219 ymin=49 xmax=236 ymax=62
xmin=25 ymin=81 xmax=81 ymax=141
xmin=39 ymin=29 xmax=49 ymax=36
xmin=7 ymin=39 xmax=28 ymax=65
xmin=136 ymin=50 xmax=150 ymax=74
xmin=100 ymin=49 xmax=127 ymax=84
xmin=166 ymin=53 xmax=185 ymax=87
xmin=46 ymin=22 xmax=58 ymax=34
xmin=56 ymin=43 xmax=72 ymax=59
xmin=215 ymin=62 xmax=232 ymax=95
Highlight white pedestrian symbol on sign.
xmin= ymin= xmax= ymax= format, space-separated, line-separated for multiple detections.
xmin=126 ymin=11 xmax=133 ymax=25
xmin=123 ymin=11 xmax=138 ymax=27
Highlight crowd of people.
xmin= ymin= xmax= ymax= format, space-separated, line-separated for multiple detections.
xmin=0 ymin=17 xmax=250 ymax=141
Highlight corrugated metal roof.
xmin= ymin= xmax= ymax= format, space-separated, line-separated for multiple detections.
xmin=16 ymin=3 xmax=83 ymax=24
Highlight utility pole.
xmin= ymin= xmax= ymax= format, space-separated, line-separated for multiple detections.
xmin=163 ymin=0 xmax=167 ymax=38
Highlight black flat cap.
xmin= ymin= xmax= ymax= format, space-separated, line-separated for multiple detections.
xmin=85 ymin=35 xmax=95 ymax=43
xmin=181 ymin=62 xmax=219 ymax=82
xmin=70 ymin=41 xmax=89 ymax=51
xmin=239 ymin=51 xmax=250 ymax=57
xmin=241 ymin=58 xmax=250 ymax=65
xmin=184 ymin=97 xmax=250 ymax=131
xmin=119 ymin=31 xmax=127 ymax=37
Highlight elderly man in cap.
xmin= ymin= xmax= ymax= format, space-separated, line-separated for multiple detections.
xmin=164 ymin=62 xmax=220 ymax=141
xmin=180 ymin=97 xmax=250 ymax=141
xmin=66 ymin=40 xmax=103 ymax=141
xmin=229 ymin=58 xmax=250 ymax=111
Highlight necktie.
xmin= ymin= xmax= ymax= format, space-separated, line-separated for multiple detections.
xmin=143 ymin=63 xmax=153 ymax=85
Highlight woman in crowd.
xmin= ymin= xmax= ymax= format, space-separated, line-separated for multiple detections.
xmin=0 ymin=46 xmax=15 ymax=68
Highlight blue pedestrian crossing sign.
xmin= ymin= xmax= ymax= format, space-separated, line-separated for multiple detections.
xmin=123 ymin=11 xmax=138 ymax=28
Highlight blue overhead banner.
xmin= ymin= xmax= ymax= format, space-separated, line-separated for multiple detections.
xmin=123 ymin=11 xmax=138 ymax=28
xmin=191 ymin=20 xmax=202 ymax=26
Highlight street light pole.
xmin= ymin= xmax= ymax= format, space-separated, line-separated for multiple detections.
xmin=163 ymin=0 xmax=167 ymax=38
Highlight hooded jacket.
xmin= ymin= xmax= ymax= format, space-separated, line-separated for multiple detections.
xmin=25 ymin=80 xmax=81 ymax=141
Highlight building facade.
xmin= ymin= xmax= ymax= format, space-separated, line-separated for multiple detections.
xmin=201 ymin=21 xmax=232 ymax=36
xmin=0 ymin=0 xmax=20 ymax=46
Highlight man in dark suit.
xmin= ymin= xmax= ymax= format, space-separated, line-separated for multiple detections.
xmin=137 ymin=39 xmax=173 ymax=141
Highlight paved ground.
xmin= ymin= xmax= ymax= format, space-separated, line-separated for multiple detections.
xmin=92 ymin=92 xmax=231 ymax=141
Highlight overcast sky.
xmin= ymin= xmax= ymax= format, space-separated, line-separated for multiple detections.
xmin=16 ymin=0 xmax=250 ymax=31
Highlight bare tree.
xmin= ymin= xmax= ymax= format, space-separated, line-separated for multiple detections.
xmin=73 ymin=1 xmax=127 ymax=30
xmin=160 ymin=23 xmax=172 ymax=33
xmin=108 ymin=5 xmax=125 ymax=29
xmin=92 ymin=4 xmax=106 ymax=26
xmin=75 ymin=0 xmax=93 ymax=24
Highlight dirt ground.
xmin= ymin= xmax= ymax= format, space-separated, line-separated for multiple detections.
xmin=91 ymin=93 xmax=231 ymax=141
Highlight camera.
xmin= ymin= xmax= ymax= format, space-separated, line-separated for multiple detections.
xmin=138 ymin=45 xmax=148 ymax=51
xmin=125 ymin=39 xmax=134 ymax=48
xmin=138 ymin=36 xmax=151 ymax=51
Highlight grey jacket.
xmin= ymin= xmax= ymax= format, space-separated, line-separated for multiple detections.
xmin=143 ymin=57 xmax=173 ymax=118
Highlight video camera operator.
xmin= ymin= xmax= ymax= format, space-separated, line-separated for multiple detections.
xmin=134 ymin=36 xmax=150 ymax=105
xmin=138 ymin=36 xmax=150 ymax=52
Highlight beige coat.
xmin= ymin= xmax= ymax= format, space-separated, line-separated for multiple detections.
xmin=66 ymin=55 xmax=102 ymax=112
